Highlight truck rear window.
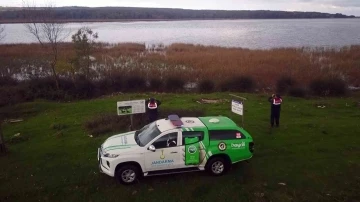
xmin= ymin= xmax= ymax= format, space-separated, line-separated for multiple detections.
xmin=209 ymin=130 xmax=245 ymax=140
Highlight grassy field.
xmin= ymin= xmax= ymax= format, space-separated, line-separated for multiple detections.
xmin=0 ymin=93 xmax=359 ymax=202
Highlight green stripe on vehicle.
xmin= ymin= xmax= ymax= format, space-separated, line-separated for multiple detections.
xmin=104 ymin=147 xmax=131 ymax=152
xmin=200 ymin=141 xmax=206 ymax=149
xmin=103 ymin=144 xmax=137 ymax=151
xmin=199 ymin=141 xmax=209 ymax=159
xmin=107 ymin=132 xmax=133 ymax=140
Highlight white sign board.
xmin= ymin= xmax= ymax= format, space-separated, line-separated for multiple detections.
xmin=117 ymin=100 xmax=146 ymax=115
xmin=231 ymin=100 xmax=243 ymax=116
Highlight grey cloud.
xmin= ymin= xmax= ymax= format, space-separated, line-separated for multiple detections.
xmin=297 ymin=0 xmax=360 ymax=7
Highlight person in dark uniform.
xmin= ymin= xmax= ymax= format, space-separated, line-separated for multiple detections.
xmin=145 ymin=98 xmax=161 ymax=123
xmin=268 ymin=94 xmax=283 ymax=128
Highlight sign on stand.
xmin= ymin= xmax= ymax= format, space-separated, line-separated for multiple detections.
xmin=231 ymin=100 xmax=243 ymax=116
xmin=230 ymin=94 xmax=246 ymax=127
xmin=117 ymin=100 xmax=146 ymax=131
xmin=117 ymin=100 xmax=146 ymax=115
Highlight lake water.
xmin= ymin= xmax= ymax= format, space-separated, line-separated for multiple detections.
xmin=1 ymin=19 xmax=360 ymax=49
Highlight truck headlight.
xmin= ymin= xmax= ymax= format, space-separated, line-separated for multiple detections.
xmin=104 ymin=153 xmax=119 ymax=158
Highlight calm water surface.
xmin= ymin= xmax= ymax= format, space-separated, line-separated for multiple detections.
xmin=2 ymin=19 xmax=360 ymax=49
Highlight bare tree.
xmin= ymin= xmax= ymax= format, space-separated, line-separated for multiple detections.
xmin=72 ymin=27 xmax=99 ymax=79
xmin=0 ymin=24 xmax=6 ymax=154
xmin=23 ymin=1 xmax=69 ymax=89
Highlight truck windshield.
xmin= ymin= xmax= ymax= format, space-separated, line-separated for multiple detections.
xmin=135 ymin=122 xmax=161 ymax=147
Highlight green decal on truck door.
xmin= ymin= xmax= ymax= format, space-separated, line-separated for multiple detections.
xmin=185 ymin=137 xmax=200 ymax=165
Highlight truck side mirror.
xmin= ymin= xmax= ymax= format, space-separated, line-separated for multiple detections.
xmin=148 ymin=145 xmax=156 ymax=152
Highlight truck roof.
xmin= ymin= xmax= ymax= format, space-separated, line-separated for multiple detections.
xmin=156 ymin=117 xmax=206 ymax=132
xmin=156 ymin=116 xmax=239 ymax=132
xmin=198 ymin=116 xmax=238 ymax=130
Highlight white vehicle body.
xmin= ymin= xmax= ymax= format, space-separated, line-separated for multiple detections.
xmin=97 ymin=117 xmax=207 ymax=178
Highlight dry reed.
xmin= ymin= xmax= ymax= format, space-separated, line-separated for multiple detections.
xmin=0 ymin=43 xmax=359 ymax=88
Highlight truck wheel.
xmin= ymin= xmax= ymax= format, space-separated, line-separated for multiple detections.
xmin=115 ymin=165 xmax=139 ymax=185
xmin=207 ymin=157 xmax=228 ymax=176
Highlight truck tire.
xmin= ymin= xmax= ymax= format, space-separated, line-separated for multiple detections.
xmin=206 ymin=157 xmax=228 ymax=176
xmin=115 ymin=164 xmax=139 ymax=185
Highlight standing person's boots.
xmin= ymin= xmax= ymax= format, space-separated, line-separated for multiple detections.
xmin=275 ymin=110 xmax=280 ymax=127
xmin=270 ymin=110 xmax=275 ymax=128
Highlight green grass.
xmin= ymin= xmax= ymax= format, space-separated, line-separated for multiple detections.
xmin=1 ymin=93 xmax=359 ymax=202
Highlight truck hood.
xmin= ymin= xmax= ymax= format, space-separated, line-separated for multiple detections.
xmin=101 ymin=131 xmax=140 ymax=154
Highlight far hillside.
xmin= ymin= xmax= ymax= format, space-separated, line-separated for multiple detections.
xmin=0 ymin=7 xmax=355 ymax=23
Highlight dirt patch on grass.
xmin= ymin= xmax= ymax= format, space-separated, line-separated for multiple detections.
xmin=8 ymin=133 xmax=29 ymax=144
xmin=197 ymin=98 xmax=229 ymax=104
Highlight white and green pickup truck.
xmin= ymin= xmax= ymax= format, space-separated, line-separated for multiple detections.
xmin=97 ymin=115 xmax=254 ymax=185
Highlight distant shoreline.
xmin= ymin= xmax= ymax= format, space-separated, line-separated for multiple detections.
xmin=1 ymin=17 xmax=359 ymax=24
xmin=0 ymin=6 xmax=357 ymax=24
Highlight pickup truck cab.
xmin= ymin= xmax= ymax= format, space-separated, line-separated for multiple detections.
xmin=97 ymin=115 xmax=254 ymax=185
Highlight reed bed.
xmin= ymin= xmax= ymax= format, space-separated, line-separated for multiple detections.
xmin=0 ymin=42 xmax=359 ymax=89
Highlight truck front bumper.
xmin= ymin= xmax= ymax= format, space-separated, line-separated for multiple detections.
xmin=98 ymin=148 xmax=115 ymax=177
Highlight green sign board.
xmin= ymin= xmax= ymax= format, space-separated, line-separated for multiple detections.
xmin=185 ymin=137 xmax=200 ymax=165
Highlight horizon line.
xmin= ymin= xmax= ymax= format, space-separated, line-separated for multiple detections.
xmin=0 ymin=6 xmax=357 ymax=17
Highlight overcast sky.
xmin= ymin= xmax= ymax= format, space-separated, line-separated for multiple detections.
xmin=2 ymin=0 xmax=360 ymax=16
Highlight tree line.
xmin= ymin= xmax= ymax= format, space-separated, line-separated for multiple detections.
xmin=0 ymin=7 xmax=355 ymax=22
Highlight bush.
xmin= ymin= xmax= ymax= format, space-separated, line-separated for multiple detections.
xmin=149 ymin=78 xmax=163 ymax=91
xmin=25 ymin=77 xmax=58 ymax=100
xmin=0 ymin=76 xmax=18 ymax=87
xmin=0 ymin=86 xmax=27 ymax=107
xmin=94 ymin=78 xmax=115 ymax=96
xmin=20 ymin=76 xmax=96 ymax=100
xmin=84 ymin=113 xmax=148 ymax=136
xmin=276 ymin=76 xmax=296 ymax=94
xmin=94 ymin=74 xmax=125 ymax=96
xmin=109 ymin=73 xmax=124 ymax=92
xmin=84 ymin=108 xmax=205 ymax=136
xmin=219 ymin=80 xmax=232 ymax=92
xmin=219 ymin=76 xmax=255 ymax=92
xmin=23 ymin=77 xmax=73 ymax=100
xmin=288 ymin=87 xmax=307 ymax=98
xmin=124 ymin=76 xmax=146 ymax=92
xmin=84 ymin=114 xmax=125 ymax=136
xmin=72 ymin=75 xmax=95 ymax=99
xmin=198 ymin=79 xmax=215 ymax=93
xmin=309 ymin=78 xmax=347 ymax=96
xmin=165 ymin=77 xmax=185 ymax=92
xmin=236 ymin=76 xmax=255 ymax=92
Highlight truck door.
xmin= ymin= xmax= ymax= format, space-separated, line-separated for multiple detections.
xmin=144 ymin=130 xmax=182 ymax=171
xmin=184 ymin=137 xmax=200 ymax=165
xmin=180 ymin=131 xmax=205 ymax=167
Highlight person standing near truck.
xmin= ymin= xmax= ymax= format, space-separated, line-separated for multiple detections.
xmin=145 ymin=97 xmax=161 ymax=123
xmin=268 ymin=94 xmax=283 ymax=128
